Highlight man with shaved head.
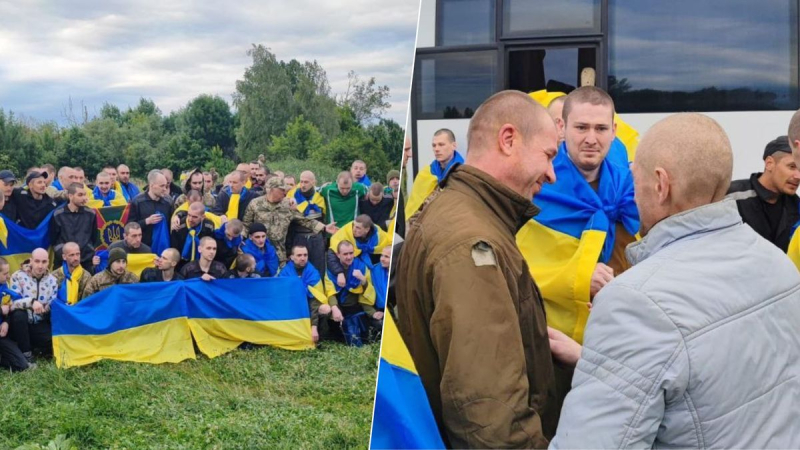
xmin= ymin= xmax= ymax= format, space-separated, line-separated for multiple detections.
xmin=170 ymin=202 xmax=216 ymax=268
xmin=395 ymin=90 xmax=560 ymax=447
xmin=548 ymin=114 xmax=800 ymax=449
xmin=116 ymin=164 xmax=140 ymax=202
xmin=8 ymin=247 xmax=58 ymax=362
xmin=140 ymin=248 xmax=184 ymax=282
xmin=52 ymin=242 xmax=93 ymax=302
xmin=211 ymin=170 xmax=258 ymax=221
xmin=128 ymin=170 xmax=174 ymax=248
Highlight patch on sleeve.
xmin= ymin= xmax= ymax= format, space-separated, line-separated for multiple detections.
xmin=471 ymin=241 xmax=497 ymax=267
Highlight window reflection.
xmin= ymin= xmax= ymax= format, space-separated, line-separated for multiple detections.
xmin=439 ymin=0 xmax=496 ymax=46
xmin=416 ymin=51 xmax=497 ymax=119
xmin=503 ymin=0 xmax=600 ymax=36
xmin=609 ymin=0 xmax=799 ymax=112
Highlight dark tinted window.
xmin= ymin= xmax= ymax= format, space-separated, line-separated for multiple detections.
xmin=507 ymin=47 xmax=596 ymax=94
xmin=503 ymin=0 xmax=601 ymax=36
xmin=609 ymin=0 xmax=799 ymax=112
xmin=439 ymin=0 xmax=496 ymax=46
xmin=415 ymin=51 xmax=498 ymax=119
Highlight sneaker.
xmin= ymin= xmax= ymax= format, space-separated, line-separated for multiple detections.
xmin=22 ymin=351 xmax=34 ymax=364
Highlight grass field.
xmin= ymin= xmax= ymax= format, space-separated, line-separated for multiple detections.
xmin=0 ymin=342 xmax=380 ymax=449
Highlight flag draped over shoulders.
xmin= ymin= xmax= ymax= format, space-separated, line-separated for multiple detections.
xmin=405 ymin=151 xmax=464 ymax=218
xmin=323 ymin=257 xmax=375 ymax=307
xmin=517 ymin=143 xmax=639 ymax=343
xmin=372 ymin=263 xmax=389 ymax=310
xmin=330 ymin=223 xmax=392 ymax=263
xmin=0 ymin=211 xmax=53 ymax=272
xmin=287 ymin=187 xmax=326 ymax=217
xmin=278 ymin=260 xmax=327 ymax=304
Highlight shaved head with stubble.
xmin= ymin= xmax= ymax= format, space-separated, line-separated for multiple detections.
xmin=632 ymin=113 xmax=733 ymax=236
xmin=466 ymin=90 xmax=558 ymax=199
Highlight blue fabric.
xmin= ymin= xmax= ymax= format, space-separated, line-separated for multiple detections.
xmin=371 ymin=263 xmax=389 ymax=310
xmin=342 ymin=311 xmax=367 ymax=347
xmin=278 ymin=261 xmax=322 ymax=300
xmin=241 ymin=238 xmax=280 ymax=277
xmin=430 ymin=150 xmax=465 ymax=183
xmin=92 ymin=186 xmax=118 ymax=207
xmin=150 ymin=212 xmax=170 ymax=256
xmin=372 ymin=359 xmax=446 ymax=449
xmin=326 ymin=256 xmax=368 ymax=302
xmin=293 ymin=188 xmax=322 ymax=216
xmin=357 ymin=174 xmax=372 ymax=187
xmin=94 ymin=250 xmax=109 ymax=273
xmin=181 ymin=223 xmax=204 ymax=262
xmin=533 ymin=143 xmax=639 ymax=263
xmin=0 ymin=210 xmax=53 ymax=255
xmin=213 ymin=222 xmax=243 ymax=250
xmin=51 ymin=180 xmax=64 ymax=191
xmin=120 ymin=182 xmax=140 ymax=202
xmin=224 ymin=185 xmax=248 ymax=198
xmin=357 ymin=227 xmax=380 ymax=255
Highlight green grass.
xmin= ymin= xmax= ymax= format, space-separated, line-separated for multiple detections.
xmin=0 ymin=342 xmax=380 ymax=449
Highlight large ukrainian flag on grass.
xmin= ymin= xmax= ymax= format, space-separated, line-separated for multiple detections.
xmin=517 ymin=143 xmax=639 ymax=344
xmin=0 ymin=211 xmax=53 ymax=273
xmin=52 ymin=278 xmax=314 ymax=368
xmin=371 ymin=313 xmax=444 ymax=449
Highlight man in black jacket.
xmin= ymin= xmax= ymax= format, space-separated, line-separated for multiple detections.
xmin=211 ymin=170 xmax=258 ymax=221
xmin=728 ymin=136 xmax=800 ymax=252
xmin=12 ymin=171 xmax=58 ymax=229
xmin=50 ymin=183 xmax=98 ymax=270
xmin=128 ymin=170 xmax=173 ymax=248
xmin=170 ymin=202 xmax=216 ymax=268
xmin=0 ymin=170 xmax=18 ymax=222
xmin=359 ymin=182 xmax=395 ymax=231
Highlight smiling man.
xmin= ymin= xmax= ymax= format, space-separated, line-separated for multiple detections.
xmin=727 ymin=136 xmax=800 ymax=252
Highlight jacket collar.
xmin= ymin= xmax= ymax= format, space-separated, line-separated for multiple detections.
xmin=750 ymin=172 xmax=780 ymax=203
xmin=444 ymin=164 xmax=540 ymax=234
xmin=626 ymin=198 xmax=742 ymax=266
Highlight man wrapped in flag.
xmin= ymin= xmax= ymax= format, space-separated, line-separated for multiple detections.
xmin=405 ymin=128 xmax=464 ymax=218
xmin=328 ymin=214 xmax=392 ymax=269
xmin=89 ymin=172 xmax=127 ymax=208
xmin=170 ymin=202 xmax=216 ymax=268
xmin=279 ymin=244 xmax=327 ymax=343
xmin=287 ymin=171 xmax=326 ymax=219
xmin=241 ymin=223 xmax=280 ymax=277
xmin=517 ymin=86 xmax=639 ymax=345
xmin=371 ymin=246 xmax=390 ymax=313
xmin=52 ymin=242 xmax=93 ymax=303
xmin=323 ymin=241 xmax=378 ymax=346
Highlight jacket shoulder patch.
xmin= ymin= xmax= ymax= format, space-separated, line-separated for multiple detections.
xmin=471 ymin=241 xmax=496 ymax=267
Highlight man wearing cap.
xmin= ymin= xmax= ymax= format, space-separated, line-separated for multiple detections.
xmin=11 ymin=170 xmax=58 ymax=229
xmin=82 ymin=248 xmax=139 ymax=298
xmin=0 ymin=170 xmax=19 ymax=221
xmin=50 ymin=183 xmax=98 ymax=270
xmin=241 ymin=223 xmax=280 ymax=277
xmin=386 ymin=170 xmax=400 ymax=196
xmin=170 ymin=202 xmax=216 ymax=268
xmin=727 ymin=136 xmax=800 ymax=252
xmin=243 ymin=177 xmax=337 ymax=264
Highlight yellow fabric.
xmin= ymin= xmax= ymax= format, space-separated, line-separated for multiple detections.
xmin=187 ymin=318 xmax=313 ymax=358
xmin=126 ymin=253 xmax=157 ymax=277
xmin=0 ymin=217 xmax=7 ymax=249
xmin=516 ymin=220 xmax=607 ymax=344
xmin=188 ymin=230 xmax=196 ymax=261
xmin=323 ymin=267 xmax=376 ymax=307
xmin=788 ymin=227 xmax=800 ymax=271
xmin=309 ymin=280 xmax=327 ymax=305
xmin=113 ymin=181 xmax=126 ymax=200
xmin=65 ymin=265 xmax=84 ymax=306
xmin=529 ymin=89 xmax=566 ymax=107
xmin=286 ymin=187 xmax=326 ymax=216
xmin=245 ymin=179 xmax=252 ymax=189
xmin=87 ymin=195 xmax=127 ymax=209
xmin=329 ymin=222 xmax=393 ymax=257
xmin=53 ymin=318 xmax=197 ymax=369
xmin=405 ymin=166 xmax=438 ymax=219
xmin=381 ymin=312 xmax=418 ymax=374
xmin=226 ymin=193 xmax=241 ymax=220
xmin=172 ymin=203 xmax=223 ymax=229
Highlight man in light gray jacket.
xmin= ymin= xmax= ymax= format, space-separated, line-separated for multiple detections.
xmin=549 ymin=113 xmax=800 ymax=448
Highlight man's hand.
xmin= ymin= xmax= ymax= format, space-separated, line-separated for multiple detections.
xmin=0 ymin=322 xmax=7 ymax=338
xmin=336 ymin=273 xmax=346 ymax=288
xmin=92 ymin=255 xmax=101 ymax=266
xmin=170 ymin=215 xmax=181 ymax=231
xmin=331 ymin=305 xmax=344 ymax=323
xmin=548 ymin=327 xmax=582 ymax=367
xmin=590 ymin=262 xmax=614 ymax=298
xmin=288 ymin=198 xmax=297 ymax=208
xmin=311 ymin=325 xmax=319 ymax=344
xmin=219 ymin=215 xmax=229 ymax=224
xmin=319 ymin=304 xmax=331 ymax=315
xmin=145 ymin=214 xmax=163 ymax=225
xmin=201 ymin=273 xmax=215 ymax=282
xmin=324 ymin=222 xmax=338 ymax=234
xmin=372 ymin=311 xmax=384 ymax=320
xmin=32 ymin=301 xmax=44 ymax=315
xmin=352 ymin=269 xmax=366 ymax=284
xmin=1 ymin=304 xmax=9 ymax=316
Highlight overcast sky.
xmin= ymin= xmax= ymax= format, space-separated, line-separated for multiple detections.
xmin=0 ymin=0 xmax=419 ymax=126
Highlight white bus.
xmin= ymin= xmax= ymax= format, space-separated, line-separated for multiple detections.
xmin=409 ymin=0 xmax=799 ymax=180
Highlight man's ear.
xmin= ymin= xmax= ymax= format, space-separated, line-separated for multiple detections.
xmin=497 ymin=124 xmax=516 ymax=157
xmin=654 ymin=167 xmax=671 ymax=205
xmin=765 ymin=155 xmax=775 ymax=172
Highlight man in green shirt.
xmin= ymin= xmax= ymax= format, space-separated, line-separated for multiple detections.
xmin=319 ymin=171 xmax=367 ymax=229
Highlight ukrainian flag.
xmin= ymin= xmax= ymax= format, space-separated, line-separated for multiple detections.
xmin=329 ymin=222 xmax=393 ymax=265
xmin=370 ymin=313 xmax=445 ymax=449
xmin=287 ymin=186 xmax=326 ymax=217
xmin=94 ymin=249 xmax=157 ymax=277
xmin=172 ymin=202 xmax=223 ymax=229
xmin=405 ymin=151 xmax=464 ymax=219
xmin=51 ymin=281 xmax=196 ymax=368
xmin=0 ymin=211 xmax=53 ymax=272
xmin=323 ymin=257 xmax=376 ymax=307
xmin=184 ymin=278 xmax=314 ymax=358
xmin=517 ymin=143 xmax=639 ymax=344
xmin=788 ymin=221 xmax=800 ymax=271
xmin=278 ymin=260 xmax=327 ymax=304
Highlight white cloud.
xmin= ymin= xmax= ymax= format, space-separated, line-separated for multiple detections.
xmin=0 ymin=0 xmax=419 ymax=125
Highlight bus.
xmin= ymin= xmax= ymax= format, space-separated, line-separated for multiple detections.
xmin=408 ymin=0 xmax=799 ymax=180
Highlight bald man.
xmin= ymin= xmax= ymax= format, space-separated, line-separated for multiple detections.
xmin=8 ymin=248 xmax=58 ymax=361
xmin=170 ymin=202 xmax=216 ymax=267
xmin=395 ymin=90 xmax=559 ymax=447
xmin=549 ymin=114 xmax=800 ymax=449
xmin=546 ymin=96 xmax=566 ymax=143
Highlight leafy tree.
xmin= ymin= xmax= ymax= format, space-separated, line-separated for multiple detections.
xmin=161 ymin=132 xmax=206 ymax=175
xmin=338 ymin=71 xmax=391 ymax=125
xmin=183 ymin=94 xmax=235 ymax=157
xmin=204 ymin=145 xmax=237 ymax=177
xmin=58 ymin=126 xmax=106 ymax=177
xmin=267 ymin=115 xmax=323 ymax=160
xmin=311 ymin=126 xmax=391 ymax=181
xmin=367 ymin=118 xmax=404 ymax=167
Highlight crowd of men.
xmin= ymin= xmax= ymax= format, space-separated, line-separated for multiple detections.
xmin=0 ymin=158 xmax=400 ymax=372
xmin=395 ymin=87 xmax=800 ymax=448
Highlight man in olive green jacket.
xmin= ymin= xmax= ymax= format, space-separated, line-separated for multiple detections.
xmin=395 ymin=91 xmax=560 ymax=448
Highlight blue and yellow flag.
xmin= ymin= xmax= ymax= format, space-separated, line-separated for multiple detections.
xmin=405 ymin=151 xmax=464 ymax=218
xmin=52 ymin=278 xmax=313 ymax=368
xmin=372 ymin=263 xmax=389 ymax=310
xmin=287 ymin=186 xmax=326 ymax=217
xmin=371 ymin=313 xmax=445 ymax=449
xmin=88 ymin=187 xmax=127 ymax=209
xmin=94 ymin=250 xmax=157 ymax=277
xmin=172 ymin=202 xmax=223 ymax=229
xmin=330 ymin=222 xmax=393 ymax=263
xmin=278 ymin=260 xmax=327 ymax=304
xmin=517 ymin=143 xmax=639 ymax=344
xmin=787 ymin=220 xmax=800 ymax=271
xmin=323 ymin=257 xmax=376 ymax=307
xmin=0 ymin=211 xmax=53 ymax=273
